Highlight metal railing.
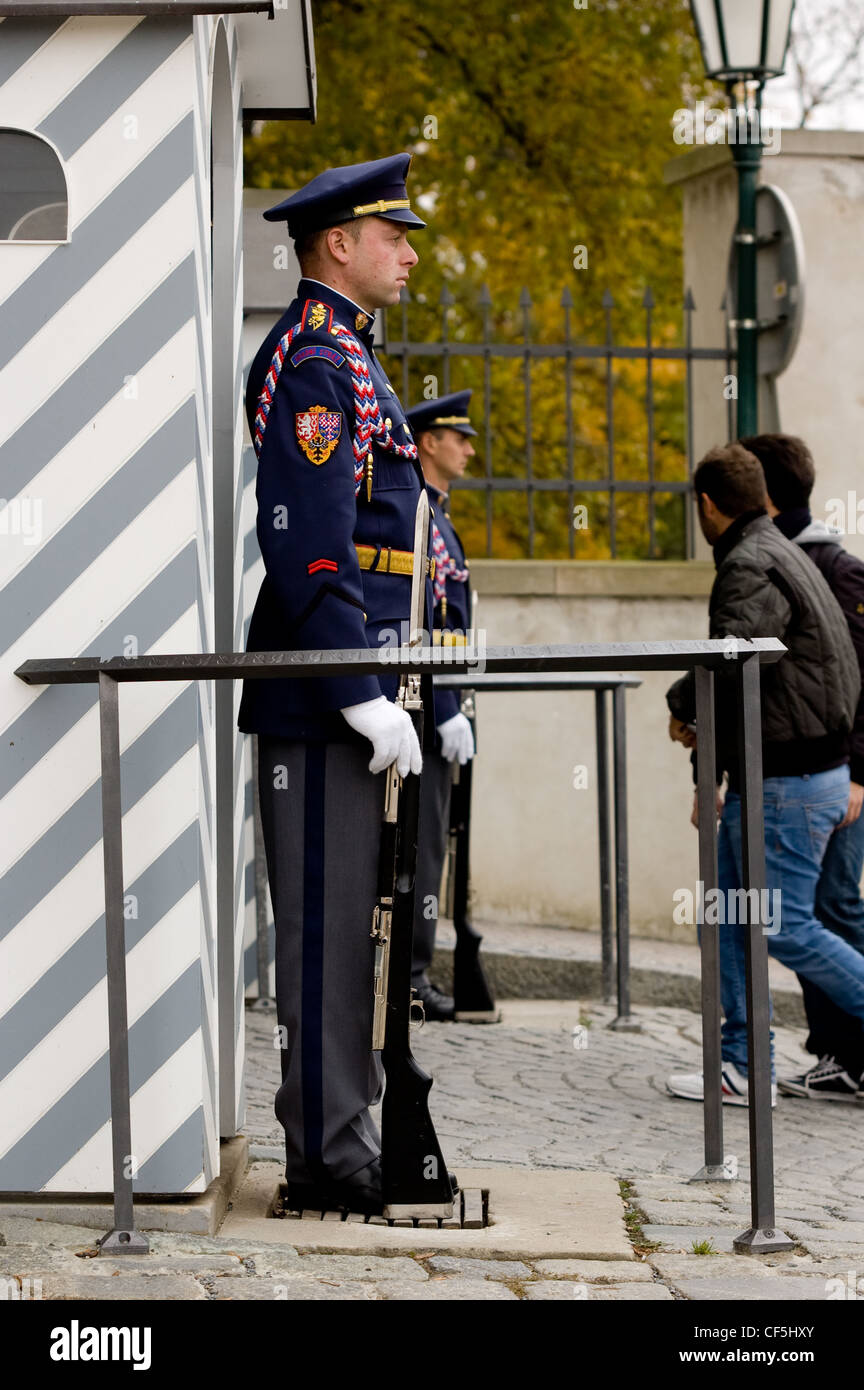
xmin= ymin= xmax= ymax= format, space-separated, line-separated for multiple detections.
xmin=15 ymin=637 xmax=788 ymax=1256
xmin=434 ymin=670 xmax=642 ymax=1027
xmin=381 ymin=286 xmax=735 ymax=561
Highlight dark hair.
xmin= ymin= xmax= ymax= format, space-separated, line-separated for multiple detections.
xmin=295 ymin=219 xmax=362 ymax=270
xmin=738 ymin=433 xmax=815 ymax=511
xmin=693 ymin=443 xmax=767 ymax=518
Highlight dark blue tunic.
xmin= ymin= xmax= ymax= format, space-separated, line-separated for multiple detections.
xmin=238 ymin=278 xmax=436 ymax=742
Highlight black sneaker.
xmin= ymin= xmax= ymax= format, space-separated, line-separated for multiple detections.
xmin=778 ymin=1055 xmax=859 ymax=1102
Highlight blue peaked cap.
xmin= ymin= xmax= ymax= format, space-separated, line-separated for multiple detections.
xmin=406 ymin=390 xmax=477 ymax=437
xmin=263 ymin=152 xmax=426 ymax=239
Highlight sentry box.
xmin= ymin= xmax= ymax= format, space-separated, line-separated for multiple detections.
xmin=0 ymin=1 xmax=315 ymax=1196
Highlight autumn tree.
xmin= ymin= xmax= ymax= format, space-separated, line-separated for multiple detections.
xmin=245 ymin=0 xmax=711 ymax=558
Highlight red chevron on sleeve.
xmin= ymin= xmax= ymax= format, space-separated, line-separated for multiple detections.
xmin=307 ymin=558 xmax=339 ymax=575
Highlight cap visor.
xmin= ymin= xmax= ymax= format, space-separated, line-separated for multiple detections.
xmin=377 ymin=207 xmax=426 ymax=229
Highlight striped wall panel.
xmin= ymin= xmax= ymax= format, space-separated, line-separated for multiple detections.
xmin=240 ymin=316 xmax=276 ymax=1001
xmin=191 ymin=13 xmax=217 ymax=1186
xmin=226 ymin=16 xmax=248 ymax=1135
xmin=0 ymin=13 xmax=246 ymax=1193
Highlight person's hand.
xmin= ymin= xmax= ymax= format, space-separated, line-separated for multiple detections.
xmin=690 ymin=789 xmax=725 ymax=828
xmin=838 ymin=780 xmax=864 ymax=829
xmin=437 ymin=712 xmax=475 ymax=765
xmin=669 ymin=715 xmax=697 ymax=750
xmin=340 ymin=696 xmax=422 ymax=777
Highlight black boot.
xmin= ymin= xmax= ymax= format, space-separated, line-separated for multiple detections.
xmin=285 ymin=1157 xmax=383 ymax=1215
xmin=413 ymin=980 xmax=455 ymax=1022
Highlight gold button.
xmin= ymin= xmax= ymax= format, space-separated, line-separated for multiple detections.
xmin=384 ymin=417 xmax=392 ymax=429
xmin=367 ymin=452 xmax=373 ymax=463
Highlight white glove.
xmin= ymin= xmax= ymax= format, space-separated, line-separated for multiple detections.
xmin=340 ymin=696 xmax=423 ymax=777
xmin=437 ymin=712 xmax=475 ymax=765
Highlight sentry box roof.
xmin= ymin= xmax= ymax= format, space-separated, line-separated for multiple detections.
xmin=0 ymin=2 xmax=273 ymax=12
xmin=0 ymin=0 xmax=317 ymax=120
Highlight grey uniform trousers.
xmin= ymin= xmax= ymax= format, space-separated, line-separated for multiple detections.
xmin=257 ymin=736 xmax=385 ymax=1183
xmin=412 ymin=748 xmax=453 ymax=985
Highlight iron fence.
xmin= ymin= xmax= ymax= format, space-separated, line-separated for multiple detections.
xmin=381 ymin=285 xmax=735 ymax=562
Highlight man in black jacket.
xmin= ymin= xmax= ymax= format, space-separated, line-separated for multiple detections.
xmin=664 ymin=443 xmax=864 ymax=1105
xmin=742 ymin=433 xmax=864 ymax=1101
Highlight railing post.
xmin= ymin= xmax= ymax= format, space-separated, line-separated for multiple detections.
xmin=95 ymin=672 xmax=148 ymax=1255
xmin=594 ymin=688 xmax=614 ymax=1005
xmin=733 ymin=653 xmax=793 ymax=1253
xmin=690 ymin=665 xmax=736 ymax=1182
xmin=609 ymin=684 xmax=639 ymax=1031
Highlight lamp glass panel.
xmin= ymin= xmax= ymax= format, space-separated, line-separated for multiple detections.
xmin=690 ymin=0 xmax=724 ymax=72
xmin=721 ymin=0 xmax=767 ymax=71
xmin=765 ymin=0 xmax=795 ymax=71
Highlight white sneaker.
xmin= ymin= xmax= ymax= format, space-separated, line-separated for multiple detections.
xmin=666 ymin=1061 xmax=777 ymax=1107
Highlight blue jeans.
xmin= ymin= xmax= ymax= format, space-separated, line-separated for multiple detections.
xmin=717 ymin=765 xmax=864 ymax=1073
xmin=803 ymin=808 xmax=864 ymax=1075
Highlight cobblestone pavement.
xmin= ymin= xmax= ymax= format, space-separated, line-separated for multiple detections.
xmin=4 ymin=999 xmax=864 ymax=1301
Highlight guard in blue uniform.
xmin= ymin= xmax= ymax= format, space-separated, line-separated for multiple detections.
xmin=406 ymin=391 xmax=477 ymax=1020
xmin=238 ymin=154 xmax=438 ymax=1213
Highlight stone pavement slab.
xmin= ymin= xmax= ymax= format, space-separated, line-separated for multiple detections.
xmin=260 ymin=1254 xmax=427 ymax=1281
xmin=649 ymin=1253 xmax=826 ymax=1280
xmin=638 ymin=1200 xmax=740 ymax=1226
xmin=523 ymin=1280 xmax=673 ymax=1300
xmin=379 ymin=1278 xmax=517 ymax=1300
xmin=672 ymin=1276 xmax=832 ymax=1301
xmin=33 ymin=1272 xmax=209 ymax=1300
xmin=427 ymin=1256 xmax=531 ymax=1279
xmin=532 ymin=1258 xmax=654 ymax=1281
xmin=210 ymin=1276 xmax=375 ymax=1300
xmin=642 ymin=1225 xmax=739 ymax=1253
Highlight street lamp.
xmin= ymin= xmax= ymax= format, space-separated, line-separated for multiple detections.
xmin=688 ymin=0 xmax=796 ymax=436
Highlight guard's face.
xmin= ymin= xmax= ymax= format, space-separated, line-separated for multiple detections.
xmin=421 ymin=428 xmax=476 ymax=485
xmin=349 ymin=217 xmax=418 ymax=308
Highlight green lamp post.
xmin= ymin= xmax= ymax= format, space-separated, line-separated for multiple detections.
xmin=688 ymin=0 xmax=796 ymax=437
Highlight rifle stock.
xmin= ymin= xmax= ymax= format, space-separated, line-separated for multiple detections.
xmin=380 ymin=702 xmax=454 ymax=1218
xmin=450 ymin=694 xmax=500 ymax=1022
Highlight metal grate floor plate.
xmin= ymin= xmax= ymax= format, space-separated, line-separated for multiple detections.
xmin=274 ymin=1185 xmax=488 ymax=1230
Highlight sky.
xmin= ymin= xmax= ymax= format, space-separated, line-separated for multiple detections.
xmin=761 ymin=0 xmax=864 ymax=130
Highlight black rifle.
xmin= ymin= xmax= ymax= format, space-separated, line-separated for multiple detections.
xmin=447 ymin=692 xmax=500 ymax=1022
xmin=374 ymin=491 xmax=454 ymax=1219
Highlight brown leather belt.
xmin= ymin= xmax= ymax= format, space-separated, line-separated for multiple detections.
xmin=355 ymin=544 xmax=436 ymax=579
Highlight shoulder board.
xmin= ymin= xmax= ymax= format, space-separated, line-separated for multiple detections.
xmin=300 ymin=297 xmax=334 ymax=333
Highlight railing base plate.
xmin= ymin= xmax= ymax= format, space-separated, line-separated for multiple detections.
xmin=96 ymin=1228 xmax=150 ymax=1255
xmin=733 ymin=1226 xmax=796 ymax=1254
xmin=608 ymin=1015 xmax=641 ymax=1033
xmin=690 ymin=1155 xmax=738 ymax=1182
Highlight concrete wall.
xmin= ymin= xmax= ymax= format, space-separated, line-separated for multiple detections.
xmin=466 ymin=562 xmax=713 ymax=942
xmin=665 ymin=130 xmax=864 ymax=562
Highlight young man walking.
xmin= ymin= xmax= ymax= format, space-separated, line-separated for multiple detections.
xmin=742 ymin=433 xmax=864 ymax=1101
xmin=664 ymin=443 xmax=864 ymax=1106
